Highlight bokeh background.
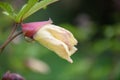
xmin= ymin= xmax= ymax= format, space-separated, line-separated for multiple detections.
xmin=0 ymin=0 xmax=120 ymax=80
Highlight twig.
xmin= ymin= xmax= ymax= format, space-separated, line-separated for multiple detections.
xmin=0 ymin=31 xmax=23 ymax=53
xmin=0 ymin=23 xmax=20 ymax=53
xmin=8 ymin=23 xmax=19 ymax=39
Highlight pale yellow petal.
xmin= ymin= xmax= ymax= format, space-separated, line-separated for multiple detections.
xmin=46 ymin=24 xmax=78 ymax=49
xmin=69 ymin=47 xmax=77 ymax=56
xmin=33 ymin=26 xmax=73 ymax=62
xmin=67 ymin=57 xmax=73 ymax=63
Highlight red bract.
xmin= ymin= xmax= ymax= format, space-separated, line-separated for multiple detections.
xmin=21 ymin=19 xmax=52 ymax=38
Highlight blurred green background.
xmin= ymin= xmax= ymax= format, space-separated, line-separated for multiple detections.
xmin=0 ymin=0 xmax=120 ymax=80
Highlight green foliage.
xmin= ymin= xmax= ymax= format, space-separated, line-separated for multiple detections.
xmin=20 ymin=0 xmax=58 ymax=22
xmin=0 ymin=0 xmax=58 ymax=23
xmin=15 ymin=0 xmax=38 ymax=23
xmin=0 ymin=2 xmax=16 ymax=20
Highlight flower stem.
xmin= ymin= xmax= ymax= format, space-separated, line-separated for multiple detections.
xmin=8 ymin=23 xmax=19 ymax=39
xmin=0 ymin=23 xmax=22 ymax=53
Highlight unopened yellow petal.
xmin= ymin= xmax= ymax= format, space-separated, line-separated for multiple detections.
xmin=67 ymin=57 xmax=73 ymax=63
xmin=69 ymin=47 xmax=77 ymax=56
xmin=46 ymin=24 xmax=77 ymax=50
xmin=33 ymin=24 xmax=77 ymax=63
xmin=33 ymin=26 xmax=72 ymax=62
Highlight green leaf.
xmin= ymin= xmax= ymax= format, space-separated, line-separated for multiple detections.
xmin=0 ymin=2 xmax=16 ymax=20
xmin=22 ymin=0 xmax=58 ymax=20
xmin=15 ymin=0 xmax=58 ymax=23
xmin=15 ymin=0 xmax=38 ymax=22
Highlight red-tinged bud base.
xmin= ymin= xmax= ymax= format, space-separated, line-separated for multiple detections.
xmin=21 ymin=19 xmax=52 ymax=38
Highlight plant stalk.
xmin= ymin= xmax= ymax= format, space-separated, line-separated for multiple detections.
xmin=0 ymin=31 xmax=22 ymax=53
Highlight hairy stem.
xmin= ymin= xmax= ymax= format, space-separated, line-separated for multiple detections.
xmin=0 ymin=31 xmax=23 ymax=53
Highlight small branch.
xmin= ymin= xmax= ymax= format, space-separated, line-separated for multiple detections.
xmin=8 ymin=23 xmax=19 ymax=39
xmin=0 ymin=23 xmax=20 ymax=53
xmin=0 ymin=31 xmax=23 ymax=53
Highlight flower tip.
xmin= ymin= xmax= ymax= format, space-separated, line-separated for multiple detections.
xmin=67 ymin=58 xmax=73 ymax=63
xmin=48 ymin=18 xmax=53 ymax=24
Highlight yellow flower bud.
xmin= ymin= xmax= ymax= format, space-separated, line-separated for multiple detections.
xmin=22 ymin=20 xmax=78 ymax=63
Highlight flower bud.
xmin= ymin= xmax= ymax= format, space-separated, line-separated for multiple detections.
xmin=21 ymin=20 xmax=78 ymax=63
xmin=2 ymin=71 xmax=25 ymax=80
